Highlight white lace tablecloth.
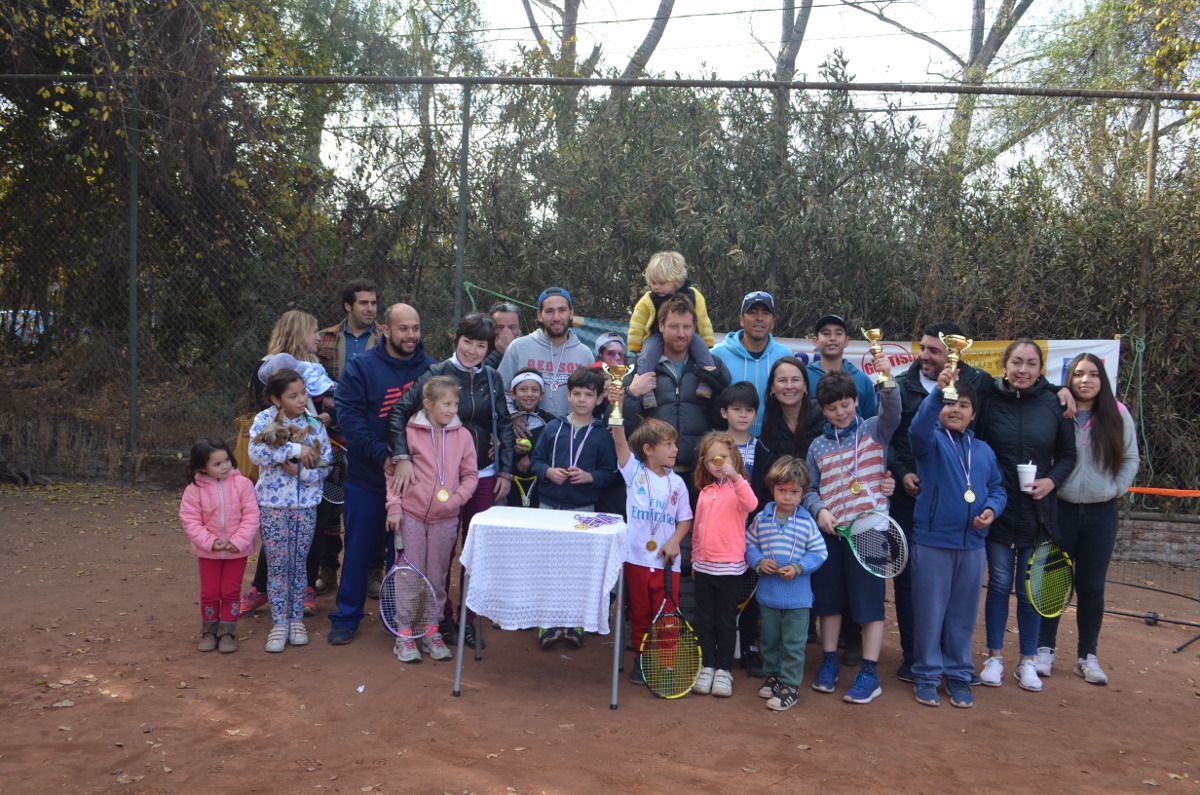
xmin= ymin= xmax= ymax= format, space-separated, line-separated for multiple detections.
xmin=461 ymin=506 xmax=627 ymax=634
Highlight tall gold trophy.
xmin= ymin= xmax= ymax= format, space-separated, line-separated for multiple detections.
xmin=861 ymin=328 xmax=896 ymax=390
xmin=600 ymin=362 xmax=635 ymax=427
xmin=939 ymin=333 xmax=974 ymax=403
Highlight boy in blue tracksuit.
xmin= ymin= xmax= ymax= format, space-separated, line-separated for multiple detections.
xmin=908 ymin=368 xmax=1006 ymax=708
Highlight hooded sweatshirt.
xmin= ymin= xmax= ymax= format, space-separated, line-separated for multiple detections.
xmin=805 ymin=358 xmax=878 ymax=419
xmin=711 ymin=331 xmax=796 ymax=435
xmin=497 ymin=329 xmax=594 ymax=418
xmin=385 ymin=410 xmax=478 ymax=524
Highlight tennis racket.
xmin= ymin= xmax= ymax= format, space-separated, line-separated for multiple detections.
xmin=322 ymin=439 xmax=348 ymax=505
xmin=513 ymin=474 xmax=537 ymax=507
xmin=835 ymin=511 xmax=908 ymax=578
xmin=736 ymin=569 xmax=759 ymax=614
xmin=379 ymin=535 xmax=440 ymax=639
xmin=1026 ymin=541 xmax=1074 ymax=618
xmin=639 ymin=567 xmax=702 ymax=699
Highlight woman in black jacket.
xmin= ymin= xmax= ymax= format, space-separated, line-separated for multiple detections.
xmin=387 ymin=313 xmax=514 ymax=648
xmin=974 ymin=339 xmax=1076 ymax=693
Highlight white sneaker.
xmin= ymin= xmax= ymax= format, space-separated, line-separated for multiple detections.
xmin=394 ymin=637 xmax=421 ymax=664
xmin=265 ymin=624 xmax=288 ymax=653
xmin=288 ymin=619 xmax=309 ymax=646
xmin=693 ymin=667 xmax=715 ymax=695
xmin=1034 ymin=646 xmax=1055 ymax=677
xmin=1074 ymin=654 xmax=1109 ymax=685
xmin=711 ymin=669 xmax=734 ymax=698
xmin=1015 ymin=660 xmax=1043 ymax=692
xmin=421 ymin=633 xmax=453 ymax=661
xmin=979 ymin=656 xmax=1004 ymax=687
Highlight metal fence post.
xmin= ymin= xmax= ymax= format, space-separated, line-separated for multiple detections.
xmin=127 ymin=104 xmax=139 ymax=450
xmin=453 ymin=83 xmax=472 ymax=322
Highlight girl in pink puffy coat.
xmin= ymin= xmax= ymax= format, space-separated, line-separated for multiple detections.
xmin=180 ymin=436 xmax=260 ymax=653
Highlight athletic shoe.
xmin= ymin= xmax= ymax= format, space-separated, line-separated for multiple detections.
xmin=1015 ymin=660 xmax=1043 ymax=692
xmin=746 ymin=651 xmax=765 ymax=678
xmin=464 ymin=622 xmax=486 ymax=650
xmin=439 ymin=617 xmax=460 ymax=640
xmin=979 ymin=656 xmax=1004 ymax=687
xmin=629 ymin=656 xmax=647 ymax=686
xmin=327 ymin=624 xmax=356 ymax=645
xmin=896 ymin=662 xmax=915 ymax=684
xmin=303 ymin=587 xmax=316 ymax=616
xmin=394 ymin=637 xmax=421 ymax=663
xmin=711 ymin=669 xmax=734 ymax=698
xmin=422 ymin=633 xmax=453 ymax=661
xmin=759 ymin=675 xmax=781 ymax=699
xmin=238 ymin=587 xmax=268 ymax=618
xmin=842 ymin=672 xmax=883 ymax=704
xmin=314 ymin=566 xmax=337 ymax=596
xmin=841 ymin=634 xmax=864 ymax=667
xmin=265 ymin=624 xmax=288 ymax=653
xmin=693 ymin=667 xmax=715 ymax=695
xmin=1034 ymin=646 xmax=1056 ymax=677
xmin=968 ymin=673 xmax=984 ymax=687
xmin=812 ymin=658 xmax=840 ymax=693
xmin=1073 ymin=654 xmax=1109 ymax=685
xmin=947 ymin=678 xmax=974 ymax=708
xmin=538 ymin=627 xmax=562 ymax=650
xmin=766 ymin=685 xmax=799 ymax=711
xmin=913 ymin=683 xmax=940 ymax=707
xmin=562 ymin=627 xmax=584 ymax=649
xmin=367 ymin=567 xmax=384 ymax=600
xmin=288 ymin=619 xmax=308 ymax=646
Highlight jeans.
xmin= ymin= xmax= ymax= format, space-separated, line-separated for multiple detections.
xmin=985 ymin=541 xmax=1040 ymax=657
xmin=1038 ymin=498 xmax=1119 ymax=658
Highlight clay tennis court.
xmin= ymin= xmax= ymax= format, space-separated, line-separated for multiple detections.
xmin=2 ymin=483 xmax=1197 ymax=793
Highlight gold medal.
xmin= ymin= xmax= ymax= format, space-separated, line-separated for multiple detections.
xmin=964 ymin=489 xmax=976 ymax=504
xmin=436 ymin=489 xmax=450 ymax=503
xmin=850 ymin=480 xmax=863 ymax=495
xmin=713 ymin=456 xmax=725 ymax=467
xmin=645 ymin=540 xmax=657 ymax=552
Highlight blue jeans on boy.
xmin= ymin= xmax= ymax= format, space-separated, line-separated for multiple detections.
xmin=985 ymin=541 xmax=1040 ymax=657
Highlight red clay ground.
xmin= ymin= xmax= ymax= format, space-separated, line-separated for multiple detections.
xmin=2 ymin=482 xmax=1198 ymax=794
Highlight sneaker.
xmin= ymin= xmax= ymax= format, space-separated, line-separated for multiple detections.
xmin=562 ymin=627 xmax=584 ymax=649
xmin=694 ymin=667 xmax=715 ymax=695
xmin=327 ymin=624 xmax=356 ymax=645
xmin=238 ymin=587 xmax=268 ymax=618
xmin=303 ymin=587 xmax=317 ymax=616
xmin=913 ymin=683 xmax=940 ymax=707
xmin=1034 ymin=646 xmax=1056 ymax=677
xmin=394 ymin=637 xmax=421 ymax=663
xmin=758 ymin=676 xmax=781 ymax=699
xmin=288 ymin=619 xmax=308 ymax=646
xmin=766 ymin=684 xmax=799 ymax=711
xmin=841 ymin=635 xmax=863 ymax=667
xmin=947 ymin=678 xmax=974 ymax=708
xmin=896 ymin=662 xmax=915 ymax=684
xmin=746 ymin=650 xmax=765 ymax=678
xmin=367 ymin=567 xmax=384 ymax=600
xmin=265 ymin=624 xmax=288 ymax=653
xmin=642 ymin=393 xmax=657 ymax=410
xmin=538 ymin=627 xmax=562 ymax=650
xmin=464 ymin=622 xmax=486 ymax=650
xmin=968 ymin=672 xmax=984 ymax=687
xmin=843 ymin=672 xmax=883 ymax=704
xmin=695 ymin=382 xmax=713 ymax=400
xmin=812 ymin=658 xmax=840 ymax=693
xmin=711 ymin=669 xmax=734 ymax=698
xmin=422 ymin=633 xmax=453 ymax=661
xmin=439 ymin=617 xmax=460 ymax=640
xmin=314 ymin=566 xmax=337 ymax=596
xmin=629 ymin=656 xmax=647 ymax=686
xmin=1015 ymin=660 xmax=1043 ymax=692
xmin=1073 ymin=654 xmax=1109 ymax=685
xmin=979 ymin=656 xmax=1004 ymax=687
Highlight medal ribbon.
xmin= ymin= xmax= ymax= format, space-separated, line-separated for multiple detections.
xmin=568 ymin=422 xmax=595 ymax=470
xmin=429 ymin=421 xmax=447 ymax=491
xmin=944 ymin=428 xmax=972 ymax=498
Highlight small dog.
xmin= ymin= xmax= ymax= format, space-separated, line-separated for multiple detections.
xmin=253 ymin=414 xmax=329 ymax=466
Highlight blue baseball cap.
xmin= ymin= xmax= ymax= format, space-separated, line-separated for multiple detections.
xmin=538 ymin=287 xmax=573 ymax=309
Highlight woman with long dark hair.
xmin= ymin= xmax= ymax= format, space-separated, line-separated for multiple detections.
xmin=1035 ymin=353 xmax=1139 ymax=684
xmin=760 ymin=357 xmax=824 ymax=460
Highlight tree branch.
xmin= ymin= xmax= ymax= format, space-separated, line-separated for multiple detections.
xmin=839 ymin=0 xmax=964 ymax=68
xmin=521 ymin=0 xmax=553 ymax=58
xmin=776 ymin=0 xmax=814 ymax=81
xmin=619 ymin=0 xmax=676 ymax=80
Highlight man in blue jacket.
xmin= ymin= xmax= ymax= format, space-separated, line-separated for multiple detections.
xmin=328 ymin=303 xmax=436 ymax=645
xmin=711 ymin=290 xmax=795 ymax=436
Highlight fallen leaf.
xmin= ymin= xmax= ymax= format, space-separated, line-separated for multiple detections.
xmin=51 ymin=700 xmax=75 ymax=708
xmin=1143 ymin=780 xmax=1159 ymax=787
xmin=742 ymin=767 xmax=757 ymax=773
xmin=796 ymin=744 xmax=811 ymax=751
xmin=486 ymin=753 xmax=498 ymax=759
xmin=514 ymin=747 xmax=527 ymax=752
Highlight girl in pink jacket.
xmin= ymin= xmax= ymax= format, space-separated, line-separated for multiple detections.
xmin=385 ymin=376 xmax=478 ymax=664
xmin=180 ymin=437 xmax=260 ymax=653
xmin=690 ymin=432 xmax=759 ymax=697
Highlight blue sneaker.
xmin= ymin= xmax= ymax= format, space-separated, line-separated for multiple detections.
xmin=327 ymin=624 xmax=356 ymax=645
xmin=812 ymin=658 xmax=840 ymax=693
xmin=947 ymin=678 xmax=974 ymax=708
xmin=913 ymin=683 xmax=940 ymax=707
xmin=896 ymin=662 xmax=915 ymax=683
xmin=843 ymin=672 xmax=883 ymax=704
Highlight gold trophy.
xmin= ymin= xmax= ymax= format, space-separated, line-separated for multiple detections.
xmin=939 ymin=333 xmax=974 ymax=403
xmin=600 ymin=362 xmax=635 ymax=427
xmin=861 ymin=328 xmax=896 ymax=390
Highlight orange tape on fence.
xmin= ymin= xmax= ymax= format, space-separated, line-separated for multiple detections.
xmin=1127 ymin=487 xmax=1200 ymax=497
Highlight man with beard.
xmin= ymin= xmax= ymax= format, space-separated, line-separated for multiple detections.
xmin=327 ymin=304 xmax=436 ymax=645
xmin=711 ymin=290 xmax=795 ymax=436
xmin=498 ymin=287 xmax=593 ymax=418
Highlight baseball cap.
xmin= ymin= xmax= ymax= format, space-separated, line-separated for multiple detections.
xmin=813 ymin=314 xmax=848 ymax=335
xmin=593 ymin=331 xmax=626 ymax=357
xmin=537 ymin=287 xmax=573 ymax=309
xmin=740 ymin=291 xmax=775 ymax=315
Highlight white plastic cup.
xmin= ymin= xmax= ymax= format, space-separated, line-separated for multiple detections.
xmin=1017 ymin=463 xmax=1037 ymax=493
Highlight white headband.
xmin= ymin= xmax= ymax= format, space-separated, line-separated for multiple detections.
xmin=510 ymin=372 xmax=545 ymax=390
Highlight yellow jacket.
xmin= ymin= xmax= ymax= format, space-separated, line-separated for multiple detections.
xmin=627 ymin=280 xmax=714 ymax=353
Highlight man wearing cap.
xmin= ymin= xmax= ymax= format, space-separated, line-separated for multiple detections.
xmin=711 ymin=291 xmax=795 ymax=435
xmin=498 ymin=287 xmax=594 ymax=418
xmin=806 ymin=314 xmax=878 ymax=419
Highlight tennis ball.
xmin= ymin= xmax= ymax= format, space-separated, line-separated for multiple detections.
xmin=516 ymin=438 xmax=532 ymax=453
